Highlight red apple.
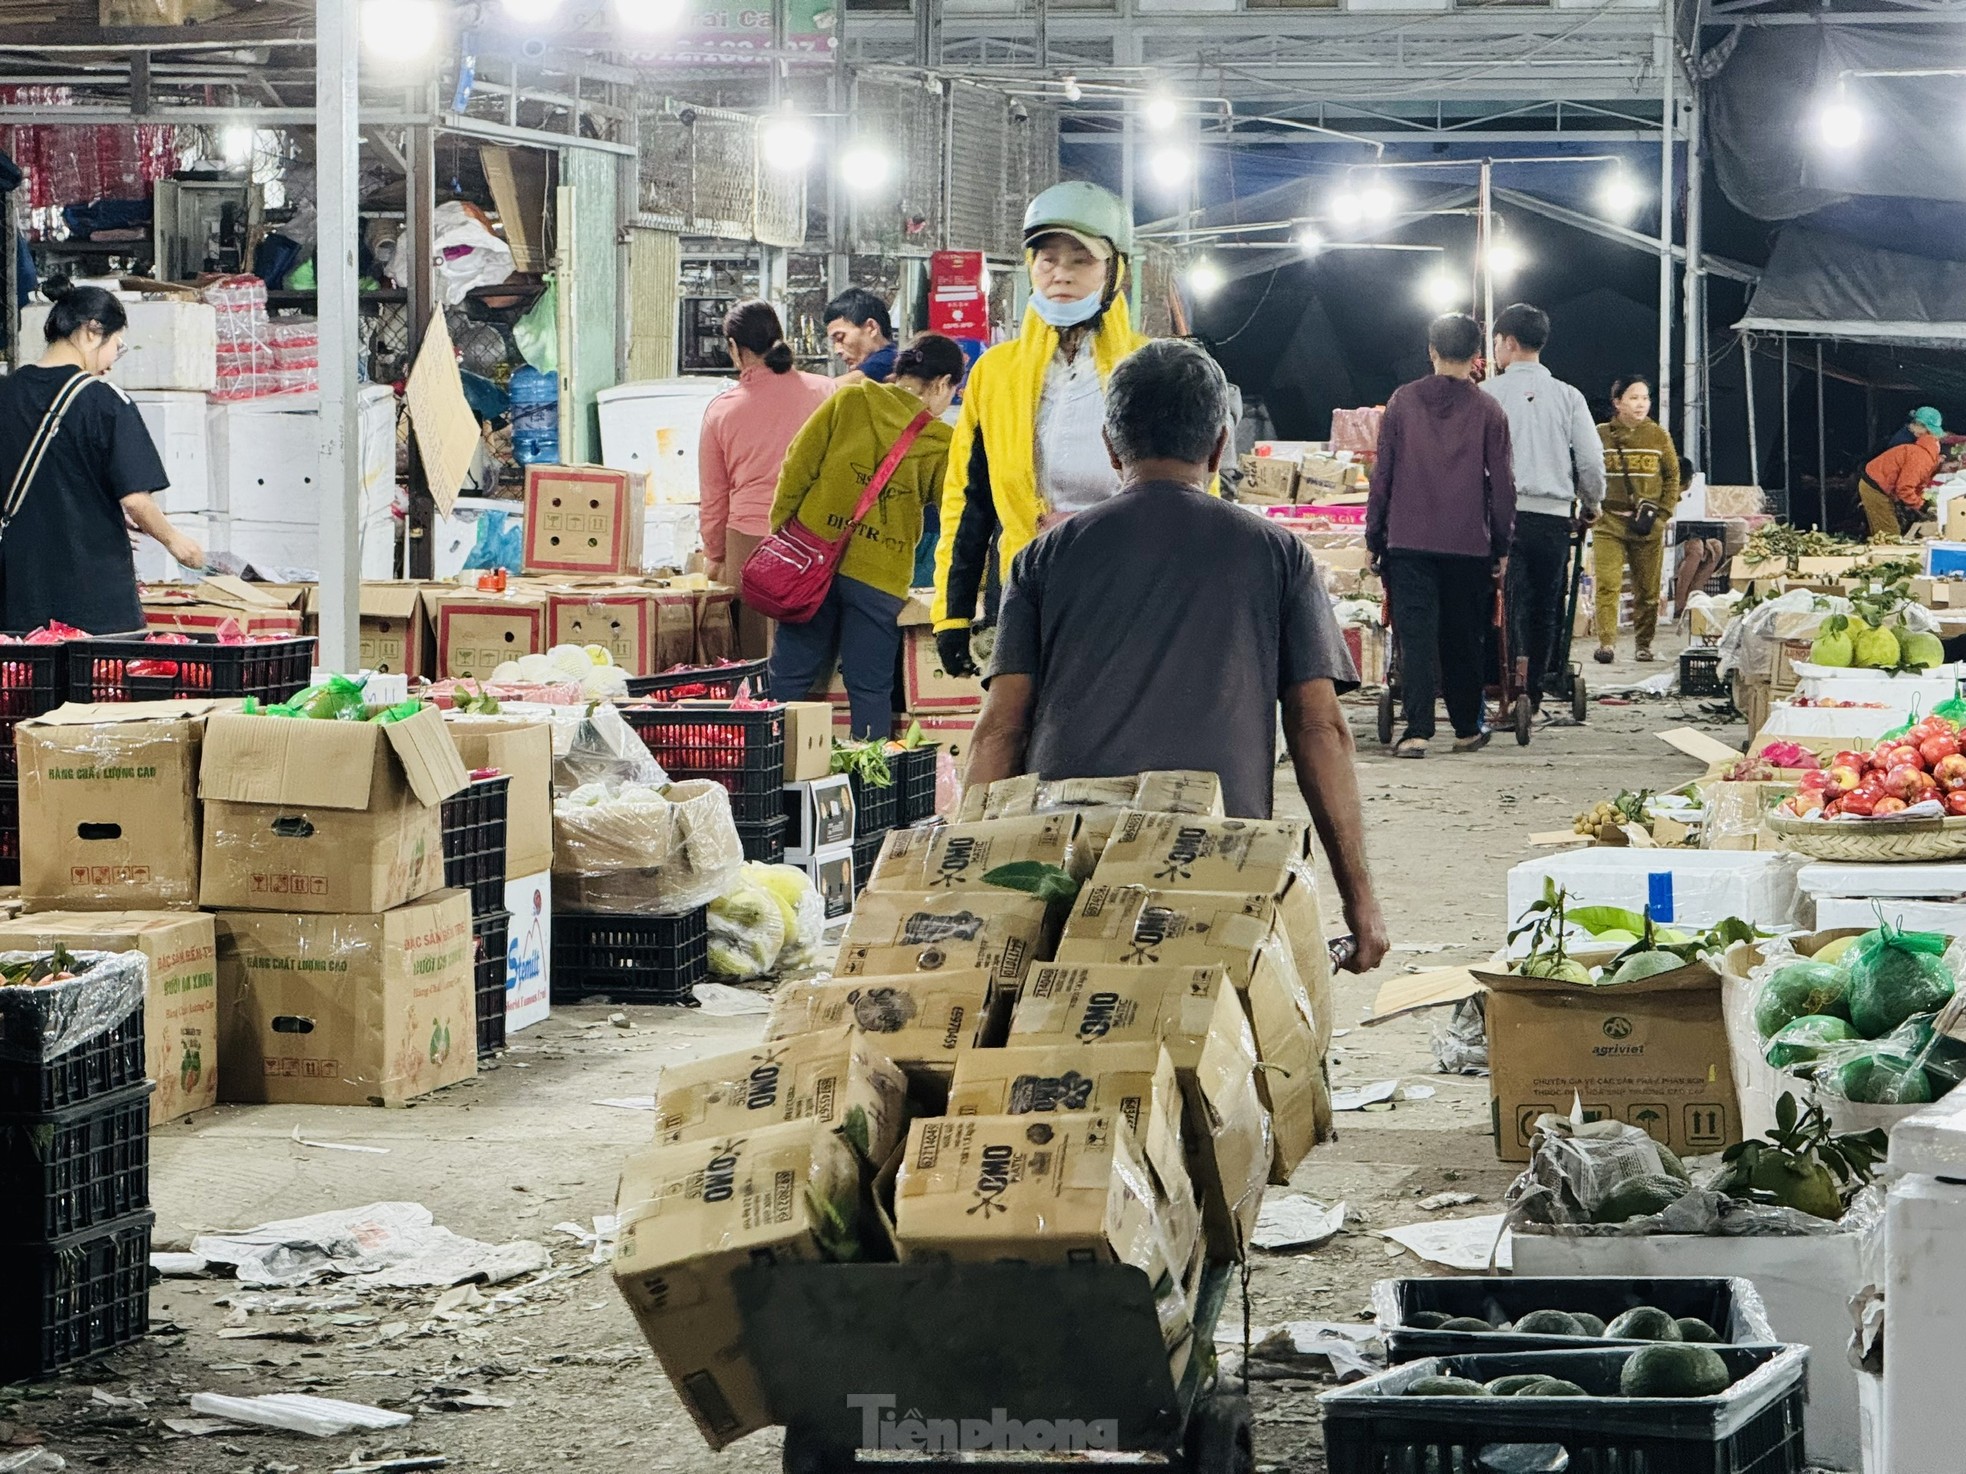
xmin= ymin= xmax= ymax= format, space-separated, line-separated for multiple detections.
xmin=1826 ymin=763 xmax=1863 ymax=793
xmin=1936 ymin=754 xmax=1966 ymax=790
xmin=1875 ymin=796 xmax=1910 ymax=816
xmin=1798 ymin=768 xmax=1833 ymax=794
xmin=1824 ymin=798 xmax=1845 ymax=818
xmin=1889 ymin=745 xmax=1927 ymax=772
xmin=1792 ymin=788 xmax=1827 ymax=816
xmin=1886 ymin=764 xmax=1929 ymax=802
xmin=1834 ymin=750 xmax=1870 ymax=771
xmin=1843 ymin=784 xmax=1882 ymax=816
xmin=1922 ymin=736 xmax=1960 ymax=768
xmin=1947 ymin=790 xmax=1966 ymax=817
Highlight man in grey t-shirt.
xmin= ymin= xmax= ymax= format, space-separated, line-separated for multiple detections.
xmin=969 ymin=339 xmax=1389 ymax=975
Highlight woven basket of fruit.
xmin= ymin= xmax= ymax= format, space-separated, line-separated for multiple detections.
xmin=1768 ymin=812 xmax=1966 ymax=863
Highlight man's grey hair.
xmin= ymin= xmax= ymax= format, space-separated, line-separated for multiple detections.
xmin=1104 ymin=339 xmax=1234 ymax=467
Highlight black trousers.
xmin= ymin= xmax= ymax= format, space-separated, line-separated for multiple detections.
xmin=1507 ymin=510 xmax=1574 ymax=707
xmin=1386 ymin=550 xmax=1492 ymax=742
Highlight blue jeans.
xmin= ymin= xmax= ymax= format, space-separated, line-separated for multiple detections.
xmin=767 ymin=575 xmax=904 ymax=739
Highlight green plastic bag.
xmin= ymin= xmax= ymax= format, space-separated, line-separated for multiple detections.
xmin=514 ymin=279 xmax=558 ymax=374
xmin=1843 ymin=923 xmax=1956 ymax=1038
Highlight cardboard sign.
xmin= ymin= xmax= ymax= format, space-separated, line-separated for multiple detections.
xmin=214 ymin=891 xmax=477 ymax=1107
xmin=18 ymin=701 xmax=223 ymax=913
xmin=523 ymin=465 xmax=648 ymax=576
xmin=782 ymin=702 xmax=833 ymax=782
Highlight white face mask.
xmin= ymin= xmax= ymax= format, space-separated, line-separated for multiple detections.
xmin=1030 ymin=290 xmax=1104 ymax=329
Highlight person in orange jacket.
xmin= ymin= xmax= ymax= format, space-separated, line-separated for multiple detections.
xmin=1859 ymin=407 xmax=1942 ymax=537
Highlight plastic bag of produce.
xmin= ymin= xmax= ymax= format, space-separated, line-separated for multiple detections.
xmin=551 ymin=703 xmax=667 ymax=796
xmin=748 ymin=862 xmax=824 ymax=972
xmin=0 ymin=949 xmax=147 ymax=1065
xmin=1841 ymin=923 xmax=1957 ymax=1038
xmin=552 ymin=779 xmax=740 ymax=915
xmin=708 ymin=876 xmax=788 ymax=981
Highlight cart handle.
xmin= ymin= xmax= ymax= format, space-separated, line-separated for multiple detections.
xmin=1328 ymin=935 xmax=1357 ymax=971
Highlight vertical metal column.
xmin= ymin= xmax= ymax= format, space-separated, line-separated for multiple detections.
xmin=315 ymin=0 xmax=362 ymax=670
xmin=1477 ymin=158 xmax=1494 ymax=367
xmin=1657 ymin=32 xmax=1675 ymax=436
xmin=1781 ymin=334 xmax=1791 ymax=513
xmin=1681 ymin=81 xmax=1704 ymax=461
xmin=2 ymin=189 xmax=18 ymax=371
xmin=1742 ymin=336 xmax=1758 ymax=489
xmin=1816 ymin=343 xmax=1827 ymax=532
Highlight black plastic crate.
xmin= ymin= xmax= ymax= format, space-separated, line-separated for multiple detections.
xmin=1318 ymin=1346 xmax=1808 ymax=1474
xmin=0 ymin=640 xmax=70 ymax=779
xmin=1375 ymin=1276 xmax=1777 ymax=1363
xmin=442 ymin=774 xmax=511 ymax=918
xmin=894 ymin=745 xmax=940 ymax=825
xmin=0 ymin=1001 xmax=144 ymax=1116
xmin=553 ymin=909 xmax=707 ymax=1005
xmin=65 ymin=634 xmax=316 ymax=705
xmin=472 ymin=911 xmax=510 ymax=1058
xmin=739 ymin=816 xmax=788 ymax=865
xmin=848 ymin=769 xmax=898 ymax=836
xmin=852 ymin=831 xmax=887 ymax=895
xmin=1681 ymin=646 xmax=1727 ymax=698
xmin=0 ymin=777 xmax=19 ymax=887
xmin=622 ymin=704 xmax=786 ymax=824
xmin=0 ymin=1082 xmax=152 ymax=1242
xmin=0 ymin=1210 xmax=152 ymax=1381
xmin=624 ymin=658 xmax=769 ymax=701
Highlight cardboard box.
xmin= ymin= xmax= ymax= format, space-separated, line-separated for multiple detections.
xmin=784 ymin=775 xmax=854 ymax=857
xmin=0 ymin=910 xmax=218 ymax=1125
xmin=504 ymin=870 xmax=551 ymax=1033
xmin=1479 ymin=959 xmax=1742 ymax=1163
xmin=901 ymin=627 xmax=984 ymax=713
xmin=948 ymin=1039 xmax=1163 ymax=1137
xmin=790 ymin=845 xmax=854 ymax=922
xmin=18 ymin=701 xmax=221 ymax=913
xmin=359 ymin=583 xmax=433 ymax=679
xmin=836 ymin=888 xmax=1052 ymax=991
xmin=1008 ymin=962 xmax=1234 ymax=1071
xmin=1242 ymin=456 xmax=1299 ymax=504
xmin=547 ymin=587 xmax=659 ymax=675
xmin=444 ymin=714 xmax=554 ymax=880
xmin=198 ymin=704 xmax=469 ymax=914
xmin=214 ymin=891 xmax=477 ymax=1106
xmin=1185 ymin=992 xmax=1272 ymax=1258
xmin=783 ymin=702 xmax=833 ymax=782
xmin=902 ymin=713 xmax=976 ymax=776
xmin=612 ymin=1122 xmax=863 ymax=1450
xmin=430 ymin=589 xmax=549 ymax=680
xmin=655 ymin=1026 xmax=910 ymax=1166
xmin=140 ymin=576 xmax=303 ymax=638
xmin=695 ymin=587 xmax=737 ymax=664
xmin=961 ymin=771 xmax=1225 ymax=824
xmin=865 ymin=814 xmax=1089 ymax=894
xmin=522 ymin=465 xmax=648 ymax=576
xmin=766 ymin=972 xmax=1007 ymax=1093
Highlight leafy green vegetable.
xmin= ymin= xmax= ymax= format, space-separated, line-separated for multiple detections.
xmin=830 ymin=739 xmax=893 ymax=788
xmin=983 ymin=861 xmax=1082 ymax=906
xmin=1568 ymin=905 xmax=1650 ymax=939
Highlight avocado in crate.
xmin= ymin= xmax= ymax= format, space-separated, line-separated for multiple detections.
xmin=1320 ymin=1344 xmax=1810 ymax=1474
xmin=1375 ymin=1275 xmax=1776 ymax=1362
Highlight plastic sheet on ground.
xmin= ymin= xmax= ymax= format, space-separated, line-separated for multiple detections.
xmin=1431 ymin=995 xmax=1489 ymax=1074
xmin=1251 ymin=1194 xmax=1346 ymax=1251
xmin=188 ymin=1392 xmax=413 ymax=1437
xmin=0 ymin=949 xmax=146 ymax=1065
xmin=1381 ymin=1213 xmax=1513 ymax=1271
xmin=1220 ymin=1321 xmax=1387 ymax=1383
xmin=189 ymin=1201 xmax=551 ymax=1289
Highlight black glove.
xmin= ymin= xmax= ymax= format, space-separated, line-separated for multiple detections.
xmin=937 ymin=628 xmax=978 ymax=678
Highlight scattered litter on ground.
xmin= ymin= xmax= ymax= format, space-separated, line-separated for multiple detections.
xmin=1380 ymin=1214 xmax=1512 ymax=1272
xmin=190 ymin=1203 xmax=551 ymax=1289
xmin=1223 ymin=1321 xmax=1387 ymax=1383
xmin=1400 ymin=1084 xmax=1436 ymax=1101
xmin=151 ymin=1253 xmax=209 ymax=1277
xmin=553 ymin=1217 xmax=619 ymax=1264
xmin=1331 ymin=1080 xmax=1400 ymax=1111
xmin=0 ymin=1450 xmax=64 ymax=1473
xmin=291 ymin=1127 xmax=390 ymax=1155
xmin=592 ymin=1097 xmax=656 ymax=1112
xmin=1252 ymin=1195 xmax=1347 ymax=1251
xmin=1431 ymin=996 xmax=1489 ymax=1075
xmin=332 ymin=1458 xmax=448 ymax=1474
xmin=162 ymin=1418 xmax=238 ymax=1436
xmin=690 ymin=982 xmax=775 ymax=1015
xmin=1417 ymin=1191 xmax=1480 ymax=1211
xmin=421 ymin=1387 xmax=513 ymax=1412
xmin=186 ymin=1393 xmax=413 ymax=1438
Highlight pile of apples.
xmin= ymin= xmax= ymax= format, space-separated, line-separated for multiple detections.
xmin=1783 ymin=715 xmax=1966 ymax=819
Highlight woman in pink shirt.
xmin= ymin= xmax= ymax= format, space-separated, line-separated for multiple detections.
xmin=699 ymin=300 xmax=833 ymax=594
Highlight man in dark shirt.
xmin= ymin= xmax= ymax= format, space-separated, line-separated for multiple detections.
xmin=1366 ymin=313 xmax=1516 ymax=758
xmin=822 ymin=287 xmax=897 ymax=386
xmin=969 ymin=338 xmax=1388 ymax=975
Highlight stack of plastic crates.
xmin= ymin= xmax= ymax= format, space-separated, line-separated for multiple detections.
xmin=65 ymin=635 xmax=316 ymax=705
xmin=622 ymin=702 xmax=787 ymax=864
xmin=442 ymin=774 xmax=511 ymax=1056
xmin=0 ymin=640 xmax=72 ymax=886
xmin=848 ymin=763 xmax=899 ymax=896
xmin=0 ymin=951 xmax=154 ymax=1381
xmin=623 ymin=658 xmax=768 ymax=701
xmin=894 ymin=745 xmax=941 ymax=826
xmin=552 ymin=910 xmax=709 ymax=1006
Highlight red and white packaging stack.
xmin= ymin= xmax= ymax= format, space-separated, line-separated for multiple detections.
xmin=267 ymin=318 xmax=321 ymax=396
xmin=202 ymin=275 xmax=277 ymax=402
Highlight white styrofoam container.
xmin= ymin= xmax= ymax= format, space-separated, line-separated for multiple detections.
xmin=228 ymin=511 xmax=395 ymax=582
xmin=209 ymin=384 xmax=397 ymax=524
xmin=596 ymin=377 xmax=730 ymax=506
xmin=1881 ymin=1172 xmax=1966 ymax=1472
xmin=505 ymin=871 xmax=551 ymax=1033
xmin=27 ymin=300 xmax=217 ymax=392
xmin=1797 ymin=861 xmax=1966 ymax=899
xmin=644 ymin=503 xmax=702 ymax=572
xmin=131 ymin=512 xmax=222 ymax=584
xmin=1756 ymin=702 xmax=1902 ymax=749
xmin=1513 ymin=1227 xmax=1872 ymax=1471
xmin=1858 ymin=1368 xmax=1886 ymax=1474
xmin=1505 ymin=850 xmax=1805 ymax=941
xmin=1812 ymin=898 xmax=1966 ymax=933
xmin=129 ymin=390 xmax=217 ymax=514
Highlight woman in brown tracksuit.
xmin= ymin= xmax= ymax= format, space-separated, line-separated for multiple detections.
xmin=1595 ymin=374 xmax=1681 ymax=665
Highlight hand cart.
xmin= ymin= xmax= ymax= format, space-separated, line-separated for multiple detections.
xmin=734 ymin=1260 xmax=1250 ymax=1474
xmin=1541 ymin=526 xmax=1591 ymax=724
xmin=1374 ymin=577 xmax=1534 ymax=748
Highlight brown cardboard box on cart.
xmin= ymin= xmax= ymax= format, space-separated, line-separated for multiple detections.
xmin=612 ymin=1122 xmax=864 ymax=1450
xmin=521 ymin=464 xmax=647 ymax=576
xmin=864 ymin=813 xmax=1090 ymax=893
xmin=766 ymin=970 xmax=1007 ymax=1102
xmin=359 ymin=583 xmax=433 ymax=679
xmin=429 ymin=588 xmax=550 ymax=679
xmin=1476 ymin=956 xmax=1741 ymax=1163
xmin=442 ymin=713 xmax=554 ymax=880
xmin=0 ymin=910 xmax=219 ymax=1125
xmin=835 ymin=888 xmax=1053 ymax=992
xmin=213 ymin=890 xmax=477 ymax=1106
xmin=199 ymin=704 xmax=470 ymax=913
xmin=17 ymin=700 xmax=225 ymax=913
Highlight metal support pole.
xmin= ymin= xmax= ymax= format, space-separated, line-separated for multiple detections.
xmin=405 ymin=114 xmax=436 ymax=580
xmin=825 ymin=10 xmax=848 ymax=304
xmin=1781 ymin=334 xmax=1791 ymax=514
xmin=1478 ymin=158 xmax=1495 ymax=367
xmin=1681 ymin=81 xmax=1704 ymax=460
xmin=1120 ymin=104 xmax=1135 ymax=240
xmin=315 ymin=0 xmax=361 ymax=670
xmin=2 ymin=189 xmax=18 ymax=372
xmin=1742 ymin=335 xmax=1758 ymax=489
xmin=1816 ymin=342 xmax=1827 ymax=532
xmin=1657 ymin=31 xmax=1675 ymax=437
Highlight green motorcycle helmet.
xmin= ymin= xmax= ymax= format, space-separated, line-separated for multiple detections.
xmin=1023 ymin=181 xmax=1134 ymax=261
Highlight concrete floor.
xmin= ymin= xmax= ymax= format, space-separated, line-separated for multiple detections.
xmin=0 ymin=638 xmax=1739 ymax=1474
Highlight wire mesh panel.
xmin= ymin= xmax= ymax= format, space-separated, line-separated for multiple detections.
xmin=847 ymin=75 xmax=948 ymax=254
xmin=946 ymin=82 xmax=1009 ymax=253
xmin=636 ymin=98 xmax=758 ymax=241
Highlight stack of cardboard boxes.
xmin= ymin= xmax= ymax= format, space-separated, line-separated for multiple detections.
xmin=610 ymin=769 xmax=1322 ymax=1453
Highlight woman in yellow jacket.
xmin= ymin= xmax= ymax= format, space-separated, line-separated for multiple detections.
xmin=1594 ymin=373 xmax=1682 ymax=665
xmin=931 ymin=182 xmax=1150 ymax=676
xmin=765 ymin=335 xmax=968 ymax=737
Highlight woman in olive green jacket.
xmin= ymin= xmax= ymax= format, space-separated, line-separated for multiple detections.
xmin=1594 ymin=374 xmax=1682 ymax=664
xmin=766 ymin=334 xmax=968 ymax=738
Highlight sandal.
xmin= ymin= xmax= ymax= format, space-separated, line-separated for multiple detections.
xmin=1454 ymin=729 xmax=1492 ymax=753
xmin=1393 ymin=738 xmax=1428 ymax=759
xmin=1593 ymin=646 xmax=1615 ymax=665
xmin=1635 ymin=648 xmax=1655 ymax=663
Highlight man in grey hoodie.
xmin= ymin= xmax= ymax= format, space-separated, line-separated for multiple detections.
xmin=1482 ymin=303 xmax=1606 ymax=714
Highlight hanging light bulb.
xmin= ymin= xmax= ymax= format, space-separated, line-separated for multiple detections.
xmin=1142 ymin=92 xmax=1179 ymax=133
xmin=1329 ymin=189 xmax=1364 ymax=227
xmin=1597 ymin=168 xmax=1642 ymax=221
xmin=1359 ymin=177 xmax=1397 ymax=222
xmin=1149 ymin=146 xmax=1193 ymax=189
xmin=616 ymin=0 xmax=685 ymax=33
xmin=761 ymin=107 xmax=817 ymax=172
xmin=365 ymin=0 xmax=439 ymax=57
xmin=1061 ymin=74 xmax=1083 ymax=104
xmin=1488 ymin=239 xmax=1526 ymax=281
xmin=1186 ymin=257 xmax=1224 ymax=298
xmin=1815 ymin=88 xmax=1865 ymax=151
xmin=221 ymin=125 xmax=254 ymax=166
xmin=840 ymin=138 xmax=892 ymax=192
xmin=1297 ymin=225 xmax=1325 ymax=256
xmin=1419 ymin=267 xmax=1464 ymax=313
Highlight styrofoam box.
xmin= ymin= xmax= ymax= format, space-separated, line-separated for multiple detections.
xmin=505 ymin=871 xmax=551 ymax=1033
xmin=1881 ymin=1159 xmax=1966 ymax=1473
xmin=1795 ymin=669 xmax=1962 ymax=708
xmin=1814 ymin=897 xmax=1966 ymax=934
xmin=596 ymin=377 xmax=729 ymax=506
xmin=131 ymin=512 xmax=223 ymax=584
xmin=644 ymin=503 xmax=701 ymax=572
xmin=1796 ymin=861 xmax=1966 ymax=901
xmin=27 ymin=300 xmax=217 ymax=392
xmin=1513 ymin=1227 xmax=1871 ymax=1471
xmin=1756 ymin=702 xmax=1903 ymax=749
xmin=129 ymin=390 xmax=216 ymax=514
xmin=229 ymin=511 xmax=395 ymax=581
xmin=209 ymin=384 xmax=397 ymax=524
xmin=1505 ymin=850 xmax=1805 ymax=945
